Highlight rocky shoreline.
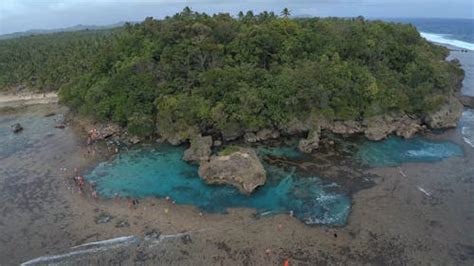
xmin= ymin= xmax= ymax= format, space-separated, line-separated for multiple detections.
xmin=71 ymin=94 xmax=465 ymax=193
xmin=4 ymin=86 xmax=465 ymax=194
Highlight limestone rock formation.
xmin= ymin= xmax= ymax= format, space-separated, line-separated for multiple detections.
xmin=244 ymin=132 xmax=258 ymax=143
xmin=328 ymin=120 xmax=363 ymax=135
xmin=395 ymin=116 xmax=422 ymax=139
xmin=198 ymin=147 xmax=266 ymax=194
xmin=424 ymin=97 xmax=463 ymax=129
xmin=298 ymin=126 xmax=321 ymax=153
xmin=221 ymin=122 xmax=244 ymax=142
xmin=459 ymin=95 xmax=474 ymax=109
xmin=280 ymin=117 xmax=311 ymax=136
xmin=11 ymin=123 xmax=23 ymax=133
xmin=244 ymin=129 xmax=280 ymax=143
xmin=364 ymin=114 xmax=422 ymax=140
xmin=183 ymin=135 xmax=213 ymax=164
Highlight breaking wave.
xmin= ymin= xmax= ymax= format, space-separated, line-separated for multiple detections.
xmin=420 ymin=32 xmax=474 ymax=51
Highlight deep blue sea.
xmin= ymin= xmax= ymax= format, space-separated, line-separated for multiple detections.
xmin=384 ymin=18 xmax=474 ymax=50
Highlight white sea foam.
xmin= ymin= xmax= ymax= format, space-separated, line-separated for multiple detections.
xmin=420 ymin=32 xmax=474 ymax=51
xmin=461 ymin=110 xmax=474 ymax=148
xmin=21 ymin=235 xmax=139 ymax=266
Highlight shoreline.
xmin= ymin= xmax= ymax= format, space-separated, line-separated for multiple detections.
xmin=0 ymin=91 xmax=58 ymax=109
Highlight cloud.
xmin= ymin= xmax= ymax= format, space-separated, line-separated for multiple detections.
xmin=0 ymin=0 xmax=472 ymax=34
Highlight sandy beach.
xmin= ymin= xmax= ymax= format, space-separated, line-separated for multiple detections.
xmin=0 ymin=91 xmax=58 ymax=109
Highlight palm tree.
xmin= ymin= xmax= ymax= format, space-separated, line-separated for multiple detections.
xmin=281 ymin=8 xmax=291 ymax=18
xmin=238 ymin=11 xmax=244 ymax=20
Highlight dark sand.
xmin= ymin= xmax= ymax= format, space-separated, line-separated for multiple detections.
xmin=0 ymin=102 xmax=473 ymax=265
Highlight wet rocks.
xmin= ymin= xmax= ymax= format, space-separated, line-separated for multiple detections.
xmin=115 ymin=220 xmax=130 ymax=228
xmin=257 ymin=129 xmax=279 ymax=141
xmin=181 ymin=234 xmax=192 ymax=244
xmin=459 ymin=95 xmax=474 ymax=109
xmin=213 ymin=140 xmax=222 ymax=147
xmin=129 ymin=136 xmax=141 ymax=145
xmin=221 ymin=122 xmax=244 ymax=142
xmin=183 ymin=135 xmax=213 ymax=164
xmin=364 ymin=115 xmax=396 ymax=141
xmin=364 ymin=114 xmax=422 ymax=140
xmin=298 ymin=126 xmax=321 ymax=153
xmin=55 ymin=123 xmax=66 ymax=129
xmin=11 ymin=123 xmax=23 ymax=133
xmin=198 ymin=147 xmax=266 ymax=194
xmin=95 ymin=212 xmax=113 ymax=224
xmin=424 ymin=97 xmax=463 ymax=129
xmin=87 ymin=124 xmax=121 ymax=144
xmin=395 ymin=117 xmax=422 ymax=139
xmin=144 ymin=229 xmax=161 ymax=241
xmin=280 ymin=117 xmax=311 ymax=135
xmin=101 ymin=125 xmax=121 ymax=139
xmin=327 ymin=120 xmax=363 ymax=135
xmin=245 ymin=129 xmax=280 ymax=143
xmin=244 ymin=132 xmax=258 ymax=143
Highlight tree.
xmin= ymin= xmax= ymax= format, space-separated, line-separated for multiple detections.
xmin=0 ymin=12 xmax=461 ymax=138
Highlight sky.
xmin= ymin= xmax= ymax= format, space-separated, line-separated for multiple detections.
xmin=0 ymin=0 xmax=473 ymax=35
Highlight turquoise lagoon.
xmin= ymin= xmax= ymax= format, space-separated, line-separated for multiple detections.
xmin=355 ymin=136 xmax=464 ymax=167
xmin=86 ymin=144 xmax=350 ymax=225
xmin=85 ymin=136 xmax=463 ymax=226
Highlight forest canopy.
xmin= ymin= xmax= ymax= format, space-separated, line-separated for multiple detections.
xmin=0 ymin=9 xmax=464 ymax=137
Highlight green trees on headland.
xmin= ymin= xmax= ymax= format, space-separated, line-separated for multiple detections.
xmin=0 ymin=9 xmax=463 ymax=137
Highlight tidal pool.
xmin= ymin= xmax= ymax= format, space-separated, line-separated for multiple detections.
xmin=86 ymin=144 xmax=351 ymax=226
xmin=85 ymin=135 xmax=464 ymax=226
xmin=355 ymin=136 xmax=464 ymax=167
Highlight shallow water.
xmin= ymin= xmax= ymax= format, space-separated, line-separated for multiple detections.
xmin=355 ymin=136 xmax=464 ymax=167
xmin=85 ymin=134 xmax=465 ymax=226
xmin=86 ymin=144 xmax=351 ymax=225
xmin=0 ymin=108 xmax=65 ymax=159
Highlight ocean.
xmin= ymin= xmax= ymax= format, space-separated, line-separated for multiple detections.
xmin=385 ymin=18 xmax=474 ymax=50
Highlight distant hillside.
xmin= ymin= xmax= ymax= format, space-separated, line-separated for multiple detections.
xmin=0 ymin=22 xmax=127 ymax=40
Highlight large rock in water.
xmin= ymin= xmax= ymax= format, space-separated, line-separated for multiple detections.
xmin=183 ymin=135 xmax=213 ymax=164
xmin=298 ymin=126 xmax=321 ymax=153
xmin=424 ymin=97 xmax=463 ymax=129
xmin=459 ymin=95 xmax=474 ymax=109
xmin=11 ymin=123 xmax=23 ymax=133
xmin=364 ymin=115 xmax=397 ymax=141
xmin=198 ymin=148 xmax=266 ymax=194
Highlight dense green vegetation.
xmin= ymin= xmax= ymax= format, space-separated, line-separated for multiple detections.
xmin=0 ymin=9 xmax=463 ymax=137
xmin=0 ymin=29 xmax=116 ymax=91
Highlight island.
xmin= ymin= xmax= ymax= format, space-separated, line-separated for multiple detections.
xmin=0 ymin=8 xmax=465 ymax=192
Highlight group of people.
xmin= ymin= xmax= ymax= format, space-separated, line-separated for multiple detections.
xmin=72 ymin=174 xmax=98 ymax=200
xmin=73 ymin=175 xmax=85 ymax=191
